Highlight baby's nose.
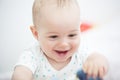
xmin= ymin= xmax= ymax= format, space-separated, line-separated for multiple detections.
xmin=57 ymin=39 xmax=70 ymax=50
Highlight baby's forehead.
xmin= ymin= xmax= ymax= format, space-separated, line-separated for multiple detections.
xmin=34 ymin=0 xmax=77 ymax=7
xmin=33 ymin=0 xmax=79 ymax=14
xmin=32 ymin=0 xmax=80 ymax=27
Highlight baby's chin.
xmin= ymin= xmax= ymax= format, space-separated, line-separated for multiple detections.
xmin=54 ymin=56 xmax=72 ymax=63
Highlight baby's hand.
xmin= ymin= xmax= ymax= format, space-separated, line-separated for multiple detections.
xmin=83 ymin=53 xmax=109 ymax=79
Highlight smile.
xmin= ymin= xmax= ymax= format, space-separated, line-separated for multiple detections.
xmin=55 ymin=50 xmax=68 ymax=56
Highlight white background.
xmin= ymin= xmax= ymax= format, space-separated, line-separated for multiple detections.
xmin=0 ymin=0 xmax=120 ymax=79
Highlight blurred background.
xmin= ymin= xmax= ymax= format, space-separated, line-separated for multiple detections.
xmin=0 ymin=0 xmax=120 ymax=79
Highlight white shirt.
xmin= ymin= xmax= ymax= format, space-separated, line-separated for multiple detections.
xmin=15 ymin=41 xmax=89 ymax=80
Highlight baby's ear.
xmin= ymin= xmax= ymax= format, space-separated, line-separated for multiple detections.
xmin=30 ymin=26 xmax=39 ymax=40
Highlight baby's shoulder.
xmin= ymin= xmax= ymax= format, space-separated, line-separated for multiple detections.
xmin=19 ymin=43 xmax=44 ymax=65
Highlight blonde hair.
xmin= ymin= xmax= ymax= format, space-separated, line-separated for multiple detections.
xmin=32 ymin=0 xmax=79 ymax=27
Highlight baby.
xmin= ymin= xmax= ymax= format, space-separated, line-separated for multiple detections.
xmin=12 ymin=0 xmax=108 ymax=80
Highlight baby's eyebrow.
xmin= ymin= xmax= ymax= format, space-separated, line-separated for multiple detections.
xmin=70 ymin=30 xmax=80 ymax=32
xmin=45 ymin=29 xmax=80 ymax=35
xmin=46 ymin=32 xmax=58 ymax=34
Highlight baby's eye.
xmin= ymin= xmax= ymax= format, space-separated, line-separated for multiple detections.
xmin=68 ymin=34 xmax=77 ymax=37
xmin=49 ymin=35 xmax=58 ymax=39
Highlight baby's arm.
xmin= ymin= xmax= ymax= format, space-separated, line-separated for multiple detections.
xmin=82 ymin=53 xmax=109 ymax=79
xmin=12 ymin=66 xmax=34 ymax=80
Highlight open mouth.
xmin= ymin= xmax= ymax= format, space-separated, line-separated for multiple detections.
xmin=55 ymin=50 xmax=68 ymax=56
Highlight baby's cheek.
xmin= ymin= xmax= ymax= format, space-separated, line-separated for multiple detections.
xmin=74 ymin=38 xmax=80 ymax=47
xmin=40 ymin=41 xmax=52 ymax=51
xmin=71 ymin=40 xmax=80 ymax=51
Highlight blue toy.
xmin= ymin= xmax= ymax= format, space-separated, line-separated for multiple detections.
xmin=77 ymin=70 xmax=102 ymax=80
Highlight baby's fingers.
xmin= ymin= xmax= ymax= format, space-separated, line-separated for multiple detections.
xmin=83 ymin=62 xmax=93 ymax=76
xmin=87 ymin=62 xmax=93 ymax=77
xmin=92 ymin=64 xmax=98 ymax=78
xmin=82 ymin=62 xmax=88 ymax=73
xmin=99 ymin=64 xmax=108 ymax=78
xmin=98 ymin=67 xmax=104 ymax=78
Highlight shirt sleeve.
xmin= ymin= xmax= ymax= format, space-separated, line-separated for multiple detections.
xmin=14 ymin=50 xmax=38 ymax=74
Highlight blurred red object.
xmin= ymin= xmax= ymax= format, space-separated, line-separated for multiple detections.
xmin=80 ymin=22 xmax=92 ymax=32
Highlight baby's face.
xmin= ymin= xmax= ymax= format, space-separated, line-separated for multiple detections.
xmin=36 ymin=4 xmax=80 ymax=63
